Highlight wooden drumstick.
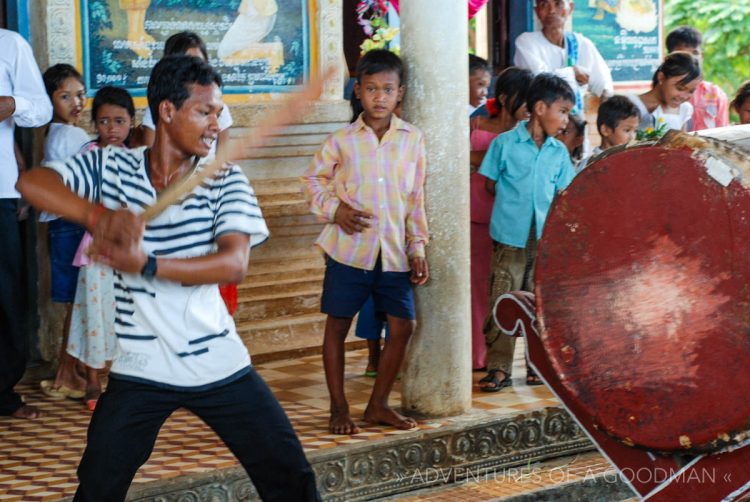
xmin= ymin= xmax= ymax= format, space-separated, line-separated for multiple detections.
xmin=141 ymin=67 xmax=336 ymax=221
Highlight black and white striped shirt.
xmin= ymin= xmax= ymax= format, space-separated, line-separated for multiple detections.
xmin=45 ymin=146 xmax=269 ymax=389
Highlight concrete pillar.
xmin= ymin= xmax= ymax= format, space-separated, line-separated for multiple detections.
xmin=399 ymin=1 xmax=472 ymax=416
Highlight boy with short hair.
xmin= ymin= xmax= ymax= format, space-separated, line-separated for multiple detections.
xmin=666 ymin=26 xmax=728 ymax=131
xmin=581 ymin=95 xmax=641 ymax=168
xmin=478 ymin=73 xmax=576 ymax=392
xmin=302 ymin=49 xmax=429 ymax=435
xmin=18 ymin=55 xmax=320 ymax=501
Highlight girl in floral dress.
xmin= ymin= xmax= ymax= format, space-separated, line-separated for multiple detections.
xmin=68 ymin=86 xmax=135 ymax=410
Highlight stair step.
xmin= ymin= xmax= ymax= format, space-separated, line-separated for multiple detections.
xmin=239 ymin=268 xmax=324 ymax=288
xmin=237 ymin=280 xmax=321 ymax=301
xmin=234 ymin=293 xmax=321 ymax=323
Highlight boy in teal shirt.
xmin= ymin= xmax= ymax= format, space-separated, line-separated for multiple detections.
xmin=478 ymin=73 xmax=576 ymax=392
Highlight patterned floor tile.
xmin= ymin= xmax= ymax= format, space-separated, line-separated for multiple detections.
xmin=0 ymin=343 xmax=556 ymax=500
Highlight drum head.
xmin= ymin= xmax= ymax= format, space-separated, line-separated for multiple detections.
xmin=536 ymin=144 xmax=750 ymax=453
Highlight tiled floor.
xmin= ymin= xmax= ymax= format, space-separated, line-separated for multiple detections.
xmin=0 ymin=343 xmax=559 ymax=501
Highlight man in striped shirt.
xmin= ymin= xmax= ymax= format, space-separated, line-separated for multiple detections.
xmin=18 ymin=56 xmax=320 ymax=501
xmin=302 ymin=49 xmax=429 ymax=435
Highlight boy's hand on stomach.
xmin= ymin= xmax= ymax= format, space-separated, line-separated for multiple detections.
xmin=410 ymin=257 xmax=429 ymax=286
xmin=334 ymin=203 xmax=373 ymax=235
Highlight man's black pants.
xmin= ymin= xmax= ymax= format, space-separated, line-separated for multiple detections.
xmin=74 ymin=369 xmax=321 ymax=502
xmin=0 ymin=199 xmax=26 ymax=415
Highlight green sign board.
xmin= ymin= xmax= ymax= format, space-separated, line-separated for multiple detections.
xmin=80 ymin=0 xmax=310 ymax=97
xmin=573 ymin=0 xmax=662 ymax=84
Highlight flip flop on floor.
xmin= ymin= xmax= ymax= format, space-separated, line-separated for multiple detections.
xmin=364 ymin=370 xmax=377 ymax=378
xmin=478 ymin=370 xmax=512 ymax=393
xmin=40 ymin=380 xmax=86 ymax=400
xmin=526 ymin=368 xmax=544 ymax=386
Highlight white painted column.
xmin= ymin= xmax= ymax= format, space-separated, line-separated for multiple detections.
xmin=399 ymin=1 xmax=472 ymax=416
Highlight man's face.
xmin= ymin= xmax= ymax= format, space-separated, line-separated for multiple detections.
xmin=535 ymin=0 xmax=574 ymax=30
xmin=736 ymin=98 xmax=750 ymax=125
xmin=671 ymin=44 xmax=703 ymax=64
xmin=354 ymin=71 xmax=403 ymax=122
xmin=163 ymin=83 xmax=223 ymax=157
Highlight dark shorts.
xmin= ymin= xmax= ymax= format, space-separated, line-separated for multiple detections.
xmin=321 ymin=256 xmax=415 ymax=321
xmin=48 ymin=219 xmax=85 ymax=303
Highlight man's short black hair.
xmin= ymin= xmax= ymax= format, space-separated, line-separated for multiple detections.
xmin=92 ymin=86 xmax=135 ymax=122
xmin=356 ymin=49 xmax=403 ymax=85
xmin=147 ymin=55 xmax=223 ymax=127
xmin=666 ymin=26 xmax=702 ymax=52
xmin=596 ymin=95 xmax=640 ymax=132
xmin=469 ymin=54 xmax=490 ymax=76
xmin=526 ymin=73 xmax=575 ymax=112
xmin=43 ymin=64 xmax=84 ymax=97
xmin=732 ymin=80 xmax=750 ymax=111
xmin=164 ymin=31 xmax=209 ymax=61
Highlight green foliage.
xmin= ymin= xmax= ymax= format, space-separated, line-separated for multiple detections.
xmin=665 ymin=0 xmax=750 ymax=101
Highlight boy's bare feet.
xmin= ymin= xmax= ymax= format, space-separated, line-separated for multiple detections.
xmin=329 ymin=405 xmax=360 ymax=435
xmin=363 ymin=404 xmax=417 ymax=430
xmin=11 ymin=405 xmax=41 ymax=419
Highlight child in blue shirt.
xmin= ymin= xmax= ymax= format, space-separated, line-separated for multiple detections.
xmin=478 ymin=73 xmax=576 ymax=392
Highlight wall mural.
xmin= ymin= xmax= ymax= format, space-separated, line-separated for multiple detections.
xmin=80 ymin=0 xmax=310 ymax=96
xmin=574 ymin=0 xmax=661 ymax=84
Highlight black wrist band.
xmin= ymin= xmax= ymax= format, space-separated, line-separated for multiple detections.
xmin=141 ymin=255 xmax=157 ymax=279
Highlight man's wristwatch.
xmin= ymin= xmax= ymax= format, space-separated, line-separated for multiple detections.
xmin=141 ymin=255 xmax=157 ymax=279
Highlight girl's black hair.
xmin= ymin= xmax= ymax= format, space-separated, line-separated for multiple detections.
xmin=43 ymin=64 xmax=84 ymax=97
xmin=494 ymin=66 xmax=533 ymax=118
xmin=92 ymin=86 xmax=135 ymax=121
xmin=732 ymin=80 xmax=750 ymax=111
xmin=652 ymin=51 xmax=701 ymax=88
xmin=163 ymin=31 xmax=209 ymax=61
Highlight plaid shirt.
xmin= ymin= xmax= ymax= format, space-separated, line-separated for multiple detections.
xmin=301 ymin=114 xmax=428 ymax=272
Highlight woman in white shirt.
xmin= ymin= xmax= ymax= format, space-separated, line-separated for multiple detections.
xmin=628 ymin=52 xmax=702 ymax=134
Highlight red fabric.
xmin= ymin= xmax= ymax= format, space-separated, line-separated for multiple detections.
xmin=485 ymin=98 xmax=498 ymax=117
xmin=469 ymin=124 xmax=500 ymax=369
xmin=388 ymin=0 xmax=488 ymax=19
xmin=219 ymin=284 xmax=238 ymax=315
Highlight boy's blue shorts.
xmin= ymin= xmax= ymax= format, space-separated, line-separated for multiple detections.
xmin=321 ymin=255 xmax=415 ymax=321
xmin=48 ymin=219 xmax=85 ymax=303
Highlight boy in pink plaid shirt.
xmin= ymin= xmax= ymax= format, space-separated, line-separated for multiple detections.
xmin=302 ymin=50 xmax=429 ymax=435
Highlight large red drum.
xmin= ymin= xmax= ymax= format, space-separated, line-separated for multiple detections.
xmin=536 ymin=130 xmax=750 ymax=453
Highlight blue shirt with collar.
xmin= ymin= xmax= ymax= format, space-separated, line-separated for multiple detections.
xmin=478 ymin=120 xmax=575 ymax=248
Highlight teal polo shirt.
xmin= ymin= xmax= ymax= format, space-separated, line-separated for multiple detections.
xmin=478 ymin=121 xmax=575 ymax=248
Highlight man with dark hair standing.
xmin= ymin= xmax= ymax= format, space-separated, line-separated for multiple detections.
xmin=514 ymin=0 xmax=613 ymax=114
xmin=18 ymin=55 xmax=320 ymax=501
xmin=0 ymin=28 xmax=52 ymax=420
